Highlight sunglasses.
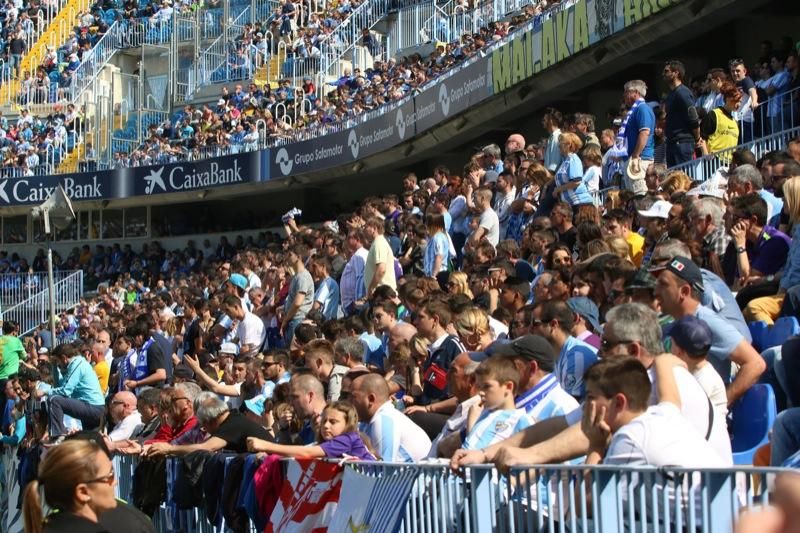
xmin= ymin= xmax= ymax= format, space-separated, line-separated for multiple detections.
xmin=85 ymin=469 xmax=115 ymax=486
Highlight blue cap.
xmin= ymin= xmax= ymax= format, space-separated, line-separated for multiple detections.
xmin=567 ymin=297 xmax=603 ymax=334
xmin=244 ymin=394 xmax=266 ymax=416
xmin=669 ymin=315 xmax=712 ymax=357
xmin=228 ymin=273 xmax=248 ymax=290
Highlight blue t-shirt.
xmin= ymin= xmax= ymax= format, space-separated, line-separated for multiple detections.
xmin=555 ymin=336 xmax=598 ymax=399
xmin=424 ymin=232 xmax=450 ymax=277
xmin=625 ymin=103 xmax=656 ymax=160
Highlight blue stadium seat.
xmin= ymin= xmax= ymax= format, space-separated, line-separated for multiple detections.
xmin=764 ymin=317 xmax=800 ymax=350
xmin=731 ymin=383 xmax=777 ymax=465
xmin=748 ymin=321 xmax=769 ymax=352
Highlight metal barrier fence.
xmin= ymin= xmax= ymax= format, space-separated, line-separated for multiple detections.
xmin=0 ymin=270 xmax=83 ymax=336
xmin=668 ymin=125 xmax=800 ymax=182
xmin=96 ymin=453 xmax=793 ymax=533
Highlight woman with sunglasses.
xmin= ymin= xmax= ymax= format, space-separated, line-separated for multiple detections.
xmin=22 ymin=439 xmax=118 ymax=532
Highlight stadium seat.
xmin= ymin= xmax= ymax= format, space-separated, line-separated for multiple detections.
xmin=764 ymin=316 xmax=800 ymax=350
xmin=748 ymin=321 xmax=769 ymax=352
xmin=731 ymin=383 xmax=777 ymax=465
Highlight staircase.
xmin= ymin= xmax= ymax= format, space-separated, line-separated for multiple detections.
xmin=2 ymin=0 xmax=93 ymax=106
xmin=254 ymin=56 xmax=282 ymax=87
xmin=56 ymin=143 xmax=84 ymax=173
xmin=0 ymin=270 xmax=83 ymax=337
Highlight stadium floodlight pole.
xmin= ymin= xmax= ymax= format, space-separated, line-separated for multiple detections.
xmin=33 ymin=185 xmax=75 ymax=345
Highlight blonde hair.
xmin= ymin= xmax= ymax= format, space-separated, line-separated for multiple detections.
xmin=448 ymin=271 xmax=473 ymax=298
xmin=23 ymin=440 xmax=105 ymax=533
xmin=605 ymin=236 xmax=631 ymax=260
xmin=558 ymin=132 xmax=583 ymax=154
xmin=409 ymin=334 xmax=431 ymax=362
xmin=783 ymin=176 xmax=800 ymax=222
xmin=659 ymin=171 xmax=692 ymax=195
xmin=604 ymin=189 xmax=622 ymax=211
xmin=454 ymin=307 xmax=490 ymax=346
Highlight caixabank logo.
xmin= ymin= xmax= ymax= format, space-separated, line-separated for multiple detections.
xmin=0 ymin=176 xmax=104 ymax=204
xmin=142 ymin=160 xmax=244 ymax=194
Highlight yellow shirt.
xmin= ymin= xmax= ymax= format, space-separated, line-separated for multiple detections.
xmin=93 ymin=360 xmax=110 ymax=394
xmin=364 ymin=234 xmax=397 ymax=292
xmin=626 ymin=231 xmax=645 ymax=267
xmin=707 ymin=108 xmax=739 ymax=163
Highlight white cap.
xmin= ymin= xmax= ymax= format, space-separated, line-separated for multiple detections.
xmin=219 ymin=342 xmax=239 ymax=355
xmin=686 ymin=186 xmax=724 ymax=199
xmin=637 ymin=200 xmax=673 ymax=219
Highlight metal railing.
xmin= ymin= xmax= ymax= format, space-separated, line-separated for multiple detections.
xmin=0 ymin=270 xmax=83 ymax=336
xmin=98 ymin=455 xmax=793 ymax=533
xmin=669 ymin=125 xmax=800 ymax=182
xmin=66 ymin=21 xmax=123 ymax=104
xmin=318 ymin=0 xmax=391 ymax=79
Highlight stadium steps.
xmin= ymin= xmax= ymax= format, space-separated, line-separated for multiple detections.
xmin=56 ymin=142 xmax=83 ymax=173
xmin=254 ymin=56 xmax=282 ymax=87
xmin=1 ymin=0 xmax=92 ymax=106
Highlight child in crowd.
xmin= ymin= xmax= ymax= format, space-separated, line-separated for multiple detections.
xmin=668 ymin=315 xmax=728 ymax=421
xmin=246 ymin=401 xmax=376 ymax=460
xmin=463 ymin=356 xmax=531 ymax=450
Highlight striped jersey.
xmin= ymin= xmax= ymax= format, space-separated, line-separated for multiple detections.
xmin=361 ymin=401 xmax=432 ymax=462
xmin=516 ymin=374 xmax=580 ymax=423
xmin=555 ymin=336 xmax=598 ymax=399
xmin=464 ymin=408 xmax=531 ymax=450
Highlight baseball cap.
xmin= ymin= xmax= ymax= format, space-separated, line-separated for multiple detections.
xmin=637 ymin=200 xmax=673 ymax=219
xmin=228 ymin=273 xmax=248 ymax=290
xmin=492 ymin=335 xmax=556 ymax=372
xmin=219 ymin=342 xmax=239 ymax=356
xmin=567 ymin=297 xmax=603 ymax=334
xmin=625 ymin=269 xmax=657 ymax=291
xmin=244 ymin=394 xmax=267 ymax=416
xmin=649 ymin=255 xmax=704 ymax=293
xmin=668 ymin=315 xmax=712 ymax=356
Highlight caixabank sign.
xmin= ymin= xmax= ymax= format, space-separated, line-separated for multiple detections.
xmin=0 ymin=0 xmax=677 ymax=206
xmin=0 ymin=151 xmax=267 ymax=206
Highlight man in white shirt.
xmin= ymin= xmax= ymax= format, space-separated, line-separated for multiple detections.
xmin=351 ymin=373 xmax=431 ymax=462
xmin=105 ymin=391 xmax=142 ymax=451
xmin=470 ymin=188 xmax=500 ymax=247
xmin=222 ymin=294 xmax=265 ymax=357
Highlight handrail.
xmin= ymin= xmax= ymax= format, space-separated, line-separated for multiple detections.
xmin=67 ymin=20 xmax=122 ymax=103
xmin=318 ymin=0 xmax=391 ymax=80
xmin=669 ymin=125 xmax=800 ymax=181
xmin=0 ymin=270 xmax=83 ymax=337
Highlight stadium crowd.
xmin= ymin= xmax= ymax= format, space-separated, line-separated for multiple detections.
xmin=1 ymin=28 xmax=800 ymax=533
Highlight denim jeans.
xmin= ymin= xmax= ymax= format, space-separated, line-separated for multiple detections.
xmin=771 ymin=408 xmax=800 ymax=466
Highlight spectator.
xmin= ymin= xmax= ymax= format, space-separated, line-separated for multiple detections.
xmin=309 ymin=255 xmax=341 ymax=321
xmin=304 ymin=339 xmax=348 ymax=402
xmin=653 ymin=256 xmax=765 ymax=403
xmin=697 ymin=81 xmax=742 ymax=161
xmin=281 ymin=244 xmax=314 ymax=344
xmin=42 ymin=343 xmax=105 ymax=444
xmin=340 ymin=230 xmax=369 ymax=314
xmin=531 ymin=300 xmax=598 ymax=399
xmin=363 ymin=216 xmax=397 ymax=295
xmin=105 ymin=391 xmax=142 ymax=449
xmin=663 ymin=60 xmax=700 ymax=166
xmin=424 ymin=213 xmax=450 ymax=277
xmin=290 ymin=374 xmax=328 ymax=445
xmin=246 ymin=401 xmax=375 ymax=459
xmin=351 ymin=373 xmax=431 ymax=462
xmin=553 ymin=133 xmax=593 ymax=207
xmin=145 ymin=391 xmax=270 ymax=456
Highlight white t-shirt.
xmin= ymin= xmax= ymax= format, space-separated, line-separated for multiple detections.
xmin=692 ymin=363 xmax=728 ymax=422
xmin=583 ymin=165 xmax=602 ymax=193
xmin=108 ymin=411 xmax=143 ymax=442
xmin=604 ymin=402 xmax=729 ymax=523
xmin=237 ymin=311 xmax=266 ymax=352
xmin=605 ymin=402 xmax=727 ymax=467
xmin=362 ymin=401 xmax=432 ymax=462
xmin=478 ymin=207 xmax=500 ymax=246
xmin=647 ymin=365 xmax=732 ymax=464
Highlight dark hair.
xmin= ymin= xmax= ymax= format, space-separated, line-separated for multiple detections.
xmin=539 ymin=300 xmax=575 ymax=331
xmin=502 ymin=276 xmax=531 ymax=303
xmin=543 ymin=107 xmax=563 ymax=128
xmin=584 ymin=358 xmax=651 ymax=411
xmin=664 ymin=59 xmax=686 ymax=81
xmin=731 ymin=193 xmax=769 ymax=226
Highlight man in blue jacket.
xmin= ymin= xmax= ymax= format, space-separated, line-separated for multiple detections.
xmin=41 ymin=342 xmax=105 ymax=443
